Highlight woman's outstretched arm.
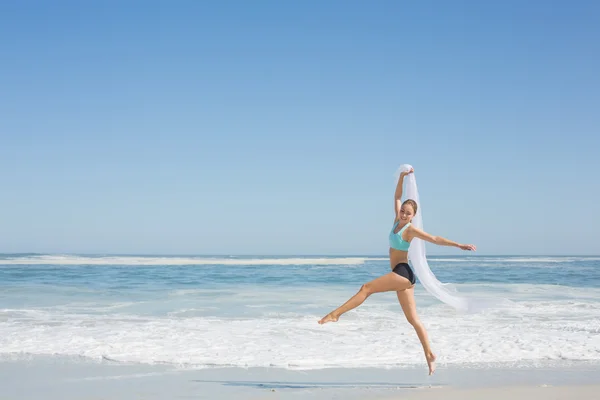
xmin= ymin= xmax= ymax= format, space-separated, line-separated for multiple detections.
xmin=394 ymin=168 xmax=414 ymax=219
xmin=409 ymin=226 xmax=476 ymax=251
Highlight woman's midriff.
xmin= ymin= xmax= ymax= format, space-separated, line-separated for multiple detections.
xmin=389 ymin=248 xmax=409 ymax=270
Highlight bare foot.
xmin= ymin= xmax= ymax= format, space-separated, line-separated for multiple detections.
xmin=318 ymin=313 xmax=339 ymax=324
xmin=426 ymin=352 xmax=436 ymax=375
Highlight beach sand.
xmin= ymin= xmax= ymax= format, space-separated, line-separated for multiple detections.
xmin=384 ymin=385 xmax=600 ymax=400
xmin=1 ymin=356 xmax=599 ymax=399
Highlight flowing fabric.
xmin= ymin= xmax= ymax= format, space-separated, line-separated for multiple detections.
xmin=395 ymin=164 xmax=509 ymax=313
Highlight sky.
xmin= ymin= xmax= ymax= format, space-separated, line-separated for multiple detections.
xmin=0 ymin=0 xmax=599 ymax=255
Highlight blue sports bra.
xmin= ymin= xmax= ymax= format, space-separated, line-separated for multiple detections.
xmin=389 ymin=221 xmax=411 ymax=251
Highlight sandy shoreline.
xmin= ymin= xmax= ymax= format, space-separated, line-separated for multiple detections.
xmin=385 ymin=385 xmax=600 ymax=400
xmin=1 ymin=356 xmax=599 ymax=399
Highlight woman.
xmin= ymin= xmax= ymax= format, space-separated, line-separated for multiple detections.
xmin=318 ymin=167 xmax=476 ymax=375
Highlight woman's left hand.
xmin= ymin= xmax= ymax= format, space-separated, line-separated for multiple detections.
xmin=401 ymin=168 xmax=414 ymax=177
xmin=458 ymin=244 xmax=477 ymax=251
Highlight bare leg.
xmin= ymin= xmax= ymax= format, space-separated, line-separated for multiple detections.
xmin=318 ymin=273 xmax=411 ymax=324
xmin=396 ymin=287 xmax=436 ymax=375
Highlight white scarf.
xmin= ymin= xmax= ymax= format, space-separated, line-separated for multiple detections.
xmin=395 ymin=164 xmax=508 ymax=312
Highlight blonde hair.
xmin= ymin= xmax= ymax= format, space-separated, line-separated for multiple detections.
xmin=402 ymin=199 xmax=418 ymax=216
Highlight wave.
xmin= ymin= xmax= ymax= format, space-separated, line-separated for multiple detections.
xmin=0 ymin=255 xmax=368 ymax=266
xmin=2 ymin=297 xmax=600 ymax=370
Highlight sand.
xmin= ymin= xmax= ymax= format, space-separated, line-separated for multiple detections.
xmin=385 ymin=385 xmax=600 ymax=400
xmin=1 ymin=356 xmax=599 ymax=399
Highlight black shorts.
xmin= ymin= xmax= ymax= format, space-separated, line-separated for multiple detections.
xmin=392 ymin=263 xmax=416 ymax=285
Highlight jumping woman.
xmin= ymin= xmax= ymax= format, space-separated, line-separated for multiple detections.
xmin=318 ymin=167 xmax=477 ymax=375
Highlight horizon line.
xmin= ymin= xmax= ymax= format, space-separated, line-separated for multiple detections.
xmin=1 ymin=253 xmax=598 ymax=257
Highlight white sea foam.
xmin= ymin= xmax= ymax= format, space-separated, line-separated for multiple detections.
xmin=0 ymin=255 xmax=367 ymax=266
xmin=2 ymin=290 xmax=600 ymax=369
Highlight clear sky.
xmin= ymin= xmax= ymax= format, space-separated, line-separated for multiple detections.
xmin=1 ymin=1 xmax=598 ymax=255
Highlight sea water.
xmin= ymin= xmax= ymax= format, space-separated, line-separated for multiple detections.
xmin=1 ymin=254 xmax=599 ymax=369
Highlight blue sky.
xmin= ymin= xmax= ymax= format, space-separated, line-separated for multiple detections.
xmin=1 ymin=1 xmax=598 ymax=255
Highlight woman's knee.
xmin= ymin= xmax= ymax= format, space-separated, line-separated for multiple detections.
xmin=406 ymin=315 xmax=420 ymax=327
xmin=360 ymin=283 xmax=372 ymax=296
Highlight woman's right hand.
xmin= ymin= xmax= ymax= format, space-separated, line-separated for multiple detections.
xmin=458 ymin=244 xmax=477 ymax=251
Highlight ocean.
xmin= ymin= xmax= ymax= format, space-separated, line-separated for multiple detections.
xmin=1 ymin=254 xmax=599 ymax=371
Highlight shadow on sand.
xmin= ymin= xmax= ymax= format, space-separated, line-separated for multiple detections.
xmin=191 ymin=379 xmax=441 ymax=390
